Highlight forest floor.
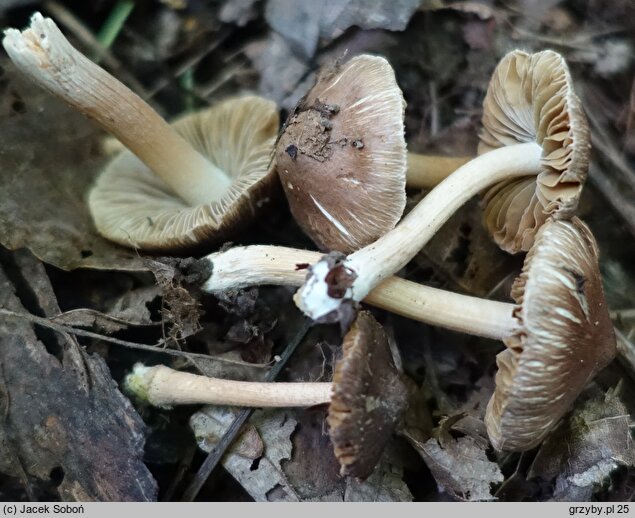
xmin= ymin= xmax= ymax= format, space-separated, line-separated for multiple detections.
xmin=0 ymin=0 xmax=634 ymax=502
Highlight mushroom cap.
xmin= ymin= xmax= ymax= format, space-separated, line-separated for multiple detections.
xmin=479 ymin=50 xmax=590 ymax=253
xmin=485 ymin=218 xmax=616 ymax=451
xmin=276 ymin=54 xmax=407 ymax=253
xmin=88 ymin=96 xmax=279 ymax=251
xmin=327 ymin=310 xmax=409 ymax=479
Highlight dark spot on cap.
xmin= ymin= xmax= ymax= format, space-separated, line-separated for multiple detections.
xmin=285 ymin=144 xmax=298 ymax=159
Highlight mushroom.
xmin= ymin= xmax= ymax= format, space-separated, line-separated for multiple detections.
xmin=126 ymin=311 xmax=409 ymax=478
xmin=200 ymin=244 xmax=516 ymax=339
xmin=276 ymin=54 xmax=473 ymax=253
xmin=3 ymin=13 xmax=279 ymax=251
xmin=479 ymin=50 xmax=590 ymax=253
xmin=485 ymin=218 xmax=616 ymax=451
xmin=406 ymin=153 xmax=472 ymax=189
xmin=293 ymin=49 xmax=589 ymax=321
xmin=328 ymin=310 xmax=409 ymax=478
xmin=196 ymin=218 xmax=616 ymax=451
xmin=125 ymin=364 xmax=332 ymax=408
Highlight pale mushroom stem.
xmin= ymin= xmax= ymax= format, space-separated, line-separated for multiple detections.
xmin=127 ymin=364 xmax=332 ymax=408
xmin=202 ymin=245 xmax=517 ymax=340
xmin=406 ymin=153 xmax=473 ymax=189
xmin=296 ymin=141 xmax=543 ymax=320
xmin=2 ymin=13 xmax=231 ymax=206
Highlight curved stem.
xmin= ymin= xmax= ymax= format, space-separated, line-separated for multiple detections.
xmin=296 ymin=142 xmax=543 ymax=319
xmin=202 ymin=245 xmax=517 ymax=340
xmin=2 ymin=13 xmax=231 ymax=205
xmin=407 ymin=153 xmax=473 ymax=189
xmin=127 ymin=364 xmax=332 ymax=408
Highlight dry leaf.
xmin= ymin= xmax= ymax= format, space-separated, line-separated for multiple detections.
xmin=344 ymin=456 xmax=413 ymax=502
xmin=190 ymin=406 xmax=264 ymax=459
xmin=191 ymin=408 xmax=299 ymax=501
xmin=529 ymin=388 xmax=635 ymax=502
xmin=264 ymin=0 xmax=420 ymax=59
xmin=0 ymin=60 xmax=145 ymax=272
xmin=107 ymin=285 xmax=162 ymax=324
xmin=411 ymin=414 xmax=503 ymax=501
xmin=219 ymin=0 xmax=261 ymax=26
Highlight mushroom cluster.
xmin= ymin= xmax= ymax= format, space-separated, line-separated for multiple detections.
xmin=191 ymin=49 xmax=613 ymax=462
xmin=3 ymin=13 xmax=279 ymax=252
xmin=3 ymin=11 xmax=618 ymax=482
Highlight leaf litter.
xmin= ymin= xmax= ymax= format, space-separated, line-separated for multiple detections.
xmin=1 ymin=0 xmax=635 ymax=502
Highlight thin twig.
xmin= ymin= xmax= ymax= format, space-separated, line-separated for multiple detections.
xmin=180 ymin=318 xmax=313 ymax=502
xmin=584 ymin=88 xmax=635 ymax=190
xmin=614 ymin=326 xmax=635 ymax=380
xmin=145 ymin=29 xmax=231 ymax=101
xmin=610 ymin=308 xmax=635 ymax=320
xmin=588 ymin=163 xmax=635 ymax=240
xmin=0 ymin=308 xmax=267 ymax=368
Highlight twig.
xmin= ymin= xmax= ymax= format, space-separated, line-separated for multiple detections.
xmin=180 ymin=318 xmax=313 ymax=502
xmin=586 ymin=105 xmax=635 ymax=190
xmin=0 ymin=308 xmax=267 ymax=368
xmin=610 ymin=308 xmax=635 ymax=320
xmin=428 ymin=81 xmax=439 ymax=137
xmin=588 ymin=163 xmax=635 ymax=240
xmin=615 ymin=326 xmax=635 ymax=380
xmin=145 ymin=29 xmax=231 ymax=101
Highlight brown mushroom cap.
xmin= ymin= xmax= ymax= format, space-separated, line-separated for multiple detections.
xmin=276 ymin=55 xmax=407 ymax=253
xmin=485 ymin=218 xmax=616 ymax=451
xmin=479 ymin=50 xmax=590 ymax=254
xmin=88 ymin=96 xmax=279 ymax=251
xmin=327 ymin=310 xmax=409 ymax=479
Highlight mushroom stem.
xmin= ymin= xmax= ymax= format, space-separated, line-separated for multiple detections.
xmin=2 ymin=13 xmax=231 ymax=206
xmin=202 ymin=245 xmax=517 ymax=340
xmin=296 ymin=141 xmax=543 ymax=320
xmin=126 ymin=364 xmax=332 ymax=408
xmin=406 ymin=153 xmax=473 ymax=189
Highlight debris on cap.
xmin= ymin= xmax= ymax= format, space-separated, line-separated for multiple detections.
xmin=276 ymin=54 xmax=407 ymax=253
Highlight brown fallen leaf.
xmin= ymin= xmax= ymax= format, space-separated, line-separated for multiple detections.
xmin=528 ymin=387 xmax=635 ymax=502
xmin=191 ymin=408 xmax=299 ymax=501
xmin=190 ymin=406 xmax=264 ymax=460
xmin=410 ymin=414 xmax=504 ymax=501
xmin=344 ymin=453 xmax=413 ymax=502
xmin=0 ymin=60 xmax=145 ymax=272
xmin=0 ymin=250 xmax=156 ymax=501
xmin=107 ymin=285 xmax=162 ymax=324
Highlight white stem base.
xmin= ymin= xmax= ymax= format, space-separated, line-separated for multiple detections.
xmin=202 ymin=245 xmax=517 ymax=340
xmin=296 ymin=142 xmax=543 ymax=321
